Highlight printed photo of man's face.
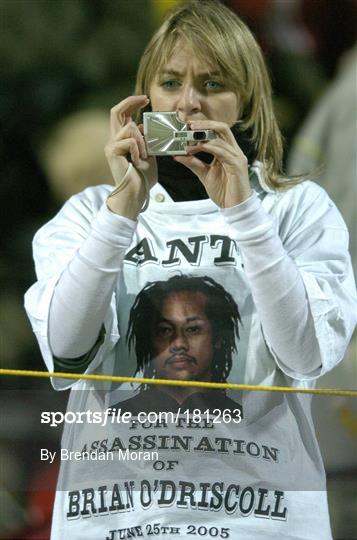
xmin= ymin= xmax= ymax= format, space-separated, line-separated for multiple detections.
xmin=150 ymin=291 xmax=216 ymax=382
xmin=126 ymin=275 xmax=240 ymax=386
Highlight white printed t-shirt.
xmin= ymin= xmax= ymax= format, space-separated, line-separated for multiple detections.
xmin=25 ymin=166 xmax=356 ymax=540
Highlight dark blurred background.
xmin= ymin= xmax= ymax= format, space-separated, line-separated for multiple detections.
xmin=0 ymin=0 xmax=356 ymax=538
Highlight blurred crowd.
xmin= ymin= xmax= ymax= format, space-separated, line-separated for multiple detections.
xmin=0 ymin=0 xmax=356 ymax=538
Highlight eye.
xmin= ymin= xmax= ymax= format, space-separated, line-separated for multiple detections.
xmin=204 ymin=80 xmax=224 ymax=90
xmin=185 ymin=325 xmax=202 ymax=335
xmin=155 ymin=323 xmax=173 ymax=337
xmin=160 ymin=80 xmax=181 ymax=89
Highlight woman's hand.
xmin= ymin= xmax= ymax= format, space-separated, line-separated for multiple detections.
xmin=174 ymin=120 xmax=252 ymax=208
xmin=104 ymin=95 xmax=157 ymax=219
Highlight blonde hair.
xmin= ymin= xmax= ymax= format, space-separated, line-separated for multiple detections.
xmin=135 ymin=0 xmax=298 ymax=190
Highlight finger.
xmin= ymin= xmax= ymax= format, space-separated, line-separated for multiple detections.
xmin=111 ymin=96 xmax=149 ymax=124
xmin=189 ymin=119 xmax=230 ymax=133
xmin=187 ymin=138 xmax=236 ymax=156
xmin=137 ymin=130 xmax=147 ymax=160
xmin=136 ymin=123 xmax=149 ymax=158
xmin=105 ymin=138 xmax=140 ymax=167
xmin=209 ymin=136 xmax=247 ymax=160
xmin=189 ymin=120 xmax=236 ymax=145
xmin=197 ymin=137 xmax=241 ymax=155
xmin=195 ymin=141 xmax=248 ymax=170
xmin=110 ymin=95 xmax=149 ymax=137
xmin=112 ymin=122 xmax=147 ymax=159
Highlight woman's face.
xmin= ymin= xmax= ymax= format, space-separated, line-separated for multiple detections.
xmin=149 ymin=41 xmax=240 ymax=125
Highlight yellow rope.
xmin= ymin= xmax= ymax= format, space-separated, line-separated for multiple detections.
xmin=0 ymin=368 xmax=356 ymax=397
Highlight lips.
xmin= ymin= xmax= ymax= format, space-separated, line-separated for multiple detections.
xmin=166 ymin=354 xmax=196 ymax=367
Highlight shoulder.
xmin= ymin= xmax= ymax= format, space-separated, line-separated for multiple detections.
xmin=34 ymin=185 xmax=113 ymax=241
xmin=275 ymin=180 xmax=332 ymax=207
xmin=31 ymin=185 xmax=115 ymax=273
xmin=268 ymin=180 xmax=347 ymax=232
xmin=54 ymin=184 xmax=113 ymax=221
xmin=252 ymin=162 xmax=332 ymax=211
xmin=265 ymin=180 xmax=351 ymax=264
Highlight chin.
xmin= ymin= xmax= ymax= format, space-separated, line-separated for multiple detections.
xmin=164 ymin=368 xmax=196 ymax=381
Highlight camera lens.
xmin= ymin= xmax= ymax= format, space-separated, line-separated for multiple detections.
xmin=193 ymin=131 xmax=206 ymax=140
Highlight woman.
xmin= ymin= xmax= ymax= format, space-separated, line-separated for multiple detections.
xmin=25 ymin=1 xmax=356 ymax=538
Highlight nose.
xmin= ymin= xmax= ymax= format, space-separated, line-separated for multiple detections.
xmin=170 ymin=329 xmax=189 ymax=352
xmin=176 ymin=83 xmax=201 ymax=121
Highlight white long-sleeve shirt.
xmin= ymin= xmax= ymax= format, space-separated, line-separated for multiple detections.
xmin=25 ymin=166 xmax=356 ymax=389
xmin=24 ymin=164 xmax=356 ymax=539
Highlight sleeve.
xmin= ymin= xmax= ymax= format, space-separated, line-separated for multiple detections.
xmin=280 ymin=182 xmax=356 ymax=378
xmin=222 ymin=181 xmax=357 ymax=381
xmin=24 ymin=186 xmax=136 ymax=390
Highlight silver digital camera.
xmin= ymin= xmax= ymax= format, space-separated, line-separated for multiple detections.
xmin=143 ymin=111 xmax=216 ymax=155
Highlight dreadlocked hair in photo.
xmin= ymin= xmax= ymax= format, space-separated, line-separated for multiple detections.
xmin=126 ymin=275 xmax=241 ymax=387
